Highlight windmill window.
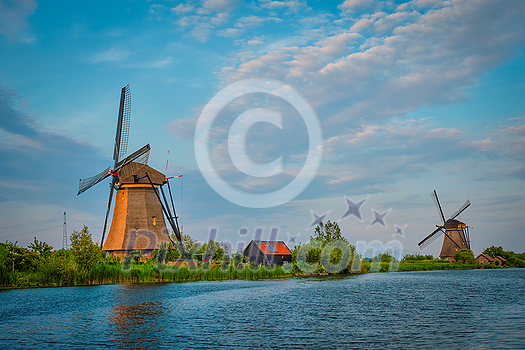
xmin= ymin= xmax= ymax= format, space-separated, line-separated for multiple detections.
xmin=152 ymin=216 xmax=156 ymax=225
xmin=266 ymin=245 xmax=278 ymax=253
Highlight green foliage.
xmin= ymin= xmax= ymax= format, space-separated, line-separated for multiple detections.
xmin=154 ymin=242 xmax=181 ymax=262
xmin=399 ymin=260 xmax=477 ymax=271
xmin=483 ymin=246 xmax=509 ymax=260
xmin=155 ymin=242 xmax=168 ymax=264
xmin=481 ymin=245 xmax=525 ymax=267
xmin=360 ymin=260 xmax=370 ymax=273
xmin=371 ymin=253 xmax=394 ymax=263
xmin=311 ymin=220 xmax=349 ymax=246
xmin=69 ymin=225 xmax=103 ymax=279
xmin=0 ymin=243 xmax=9 ymax=284
xmin=293 ymin=221 xmax=356 ymax=274
xmin=232 ymin=252 xmax=243 ymax=267
xmin=453 ymin=249 xmax=475 ymax=264
xmin=402 ymin=253 xmax=433 ymax=261
xmin=3 ymin=241 xmax=40 ymax=272
xmin=172 ymin=233 xmax=202 ymax=260
xmin=28 ymin=238 xmax=54 ymax=259
xmin=200 ymin=240 xmax=228 ymax=262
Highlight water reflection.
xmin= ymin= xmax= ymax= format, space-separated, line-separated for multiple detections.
xmin=0 ymin=270 xmax=523 ymax=349
xmin=108 ymin=284 xmax=167 ymax=347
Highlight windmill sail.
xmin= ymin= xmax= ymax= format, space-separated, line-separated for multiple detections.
xmin=113 ymin=84 xmax=131 ymax=164
xmin=78 ymin=166 xmax=111 ymax=195
xmin=114 ymin=144 xmax=151 ymax=172
xmin=430 ymin=190 xmax=446 ymax=223
xmin=450 ymin=199 xmax=471 ymax=220
xmin=418 ymin=227 xmax=444 ymax=250
xmin=77 ymin=144 xmax=150 ymax=196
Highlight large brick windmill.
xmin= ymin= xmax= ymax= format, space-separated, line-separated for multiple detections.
xmin=77 ymin=85 xmax=183 ymax=258
xmin=418 ymin=190 xmax=472 ymax=261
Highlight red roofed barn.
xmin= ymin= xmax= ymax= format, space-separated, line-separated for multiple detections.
xmin=244 ymin=240 xmax=292 ymax=266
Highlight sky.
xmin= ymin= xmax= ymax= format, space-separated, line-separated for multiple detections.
xmin=0 ymin=0 xmax=524 ymax=258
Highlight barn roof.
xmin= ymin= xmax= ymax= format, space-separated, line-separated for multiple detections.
xmin=251 ymin=241 xmax=292 ymax=255
xmin=476 ymin=253 xmax=494 ymax=261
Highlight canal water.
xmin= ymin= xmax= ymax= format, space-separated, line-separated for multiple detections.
xmin=1 ymin=269 xmax=524 ymax=349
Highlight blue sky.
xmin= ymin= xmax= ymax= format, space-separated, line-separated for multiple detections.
xmin=0 ymin=0 xmax=524 ymax=257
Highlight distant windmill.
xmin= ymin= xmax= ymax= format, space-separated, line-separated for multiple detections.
xmin=418 ymin=190 xmax=472 ymax=261
xmin=77 ymin=85 xmax=183 ymax=258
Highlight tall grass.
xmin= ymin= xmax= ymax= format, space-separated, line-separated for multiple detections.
xmin=1 ymin=258 xmax=492 ymax=289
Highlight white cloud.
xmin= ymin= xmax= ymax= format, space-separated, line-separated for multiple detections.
xmin=218 ymin=0 xmax=525 ymax=131
xmin=339 ymin=0 xmax=376 ymax=13
xmin=260 ymin=1 xmax=286 ymax=10
xmin=247 ymin=39 xmax=263 ymax=45
xmin=190 ymin=23 xmax=214 ymax=42
xmin=350 ymin=18 xmax=373 ymax=32
xmin=235 ymin=15 xmax=281 ymax=29
xmin=203 ymin=0 xmax=238 ymax=12
xmin=172 ymin=3 xmax=195 ymax=14
xmin=0 ymin=0 xmax=37 ymax=43
xmin=89 ymin=47 xmax=132 ymax=63
xmin=211 ymin=12 xmax=230 ymax=25
xmin=0 ymin=128 xmax=43 ymax=150
xmin=218 ymin=28 xmax=242 ymax=37
xmin=507 ymin=116 xmax=525 ymax=121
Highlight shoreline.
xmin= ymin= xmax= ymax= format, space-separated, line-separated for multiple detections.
xmin=0 ymin=260 xmax=510 ymax=290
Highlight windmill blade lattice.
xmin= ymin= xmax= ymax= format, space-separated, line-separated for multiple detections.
xmin=78 ymin=166 xmax=111 ymax=195
xmin=114 ymin=144 xmax=150 ymax=172
xmin=430 ymin=190 xmax=446 ymax=224
xmin=450 ymin=199 xmax=471 ymax=220
xmin=113 ymin=84 xmax=131 ymax=163
xmin=418 ymin=226 xmax=444 ymax=250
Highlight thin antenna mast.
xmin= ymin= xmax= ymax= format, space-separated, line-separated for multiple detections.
xmin=165 ymin=150 xmax=170 ymax=175
xmin=62 ymin=211 xmax=68 ymax=249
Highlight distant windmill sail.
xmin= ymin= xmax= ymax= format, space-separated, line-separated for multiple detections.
xmin=418 ymin=190 xmax=472 ymax=260
xmin=450 ymin=199 xmax=471 ymax=220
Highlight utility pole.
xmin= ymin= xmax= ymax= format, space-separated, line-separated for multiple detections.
xmin=63 ymin=211 xmax=68 ymax=249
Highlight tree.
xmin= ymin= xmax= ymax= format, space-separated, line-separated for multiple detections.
xmin=2 ymin=241 xmax=39 ymax=272
xmin=0 ymin=244 xmax=9 ymax=284
xmin=232 ymin=252 xmax=243 ymax=266
xmin=298 ymin=221 xmax=355 ymax=272
xmin=453 ymin=249 xmax=475 ymax=264
xmin=311 ymin=221 xmax=349 ymax=246
xmin=172 ymin=233 xmax=201 ymax=260
xmin=69 ymin=226 xmax=102 ymax=276
xmin=201 ymin=240 xmax=225 ymax=262
xmin=29 ymin=237 xmax=54 ymax=259
xmin=483 ymin=246 xmax=508 ymax=259
xmin=402 ymin=254 xmax=433 ymax=261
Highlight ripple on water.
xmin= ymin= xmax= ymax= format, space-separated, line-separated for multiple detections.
xmin=0 ymin=269 xmax=524 ymax=349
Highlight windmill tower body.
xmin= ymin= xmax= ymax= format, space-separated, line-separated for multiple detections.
xmin=439 ymin=219 xmax=469 ymax=260
xmin=102 ymin=163 xmax=171 ymax=259
xmin=78 ymin=85 xmax=184 ymax=260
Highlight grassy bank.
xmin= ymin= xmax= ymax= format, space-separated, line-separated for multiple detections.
xmin=0 ymin=262 xmax=290 ymax=288
xmin=360 ymin=259 xmax=503 ymax=273
xmin=2 ymin=260 xmax=503 ymax=289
